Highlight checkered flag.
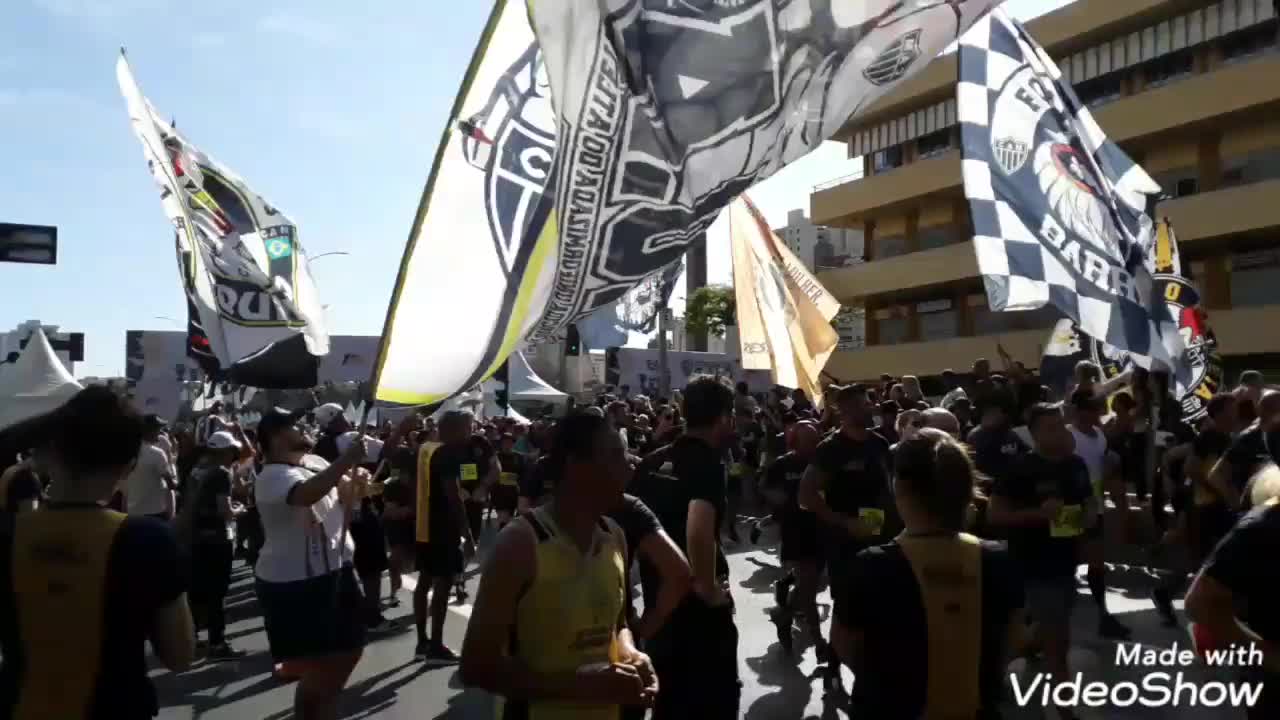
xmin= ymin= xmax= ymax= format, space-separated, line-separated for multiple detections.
xmin=957 ymin=8 xmax=1184 ymax=375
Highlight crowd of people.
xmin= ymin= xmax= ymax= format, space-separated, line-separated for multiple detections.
xmin=0 ymin=355 xmax=1277 ymax=719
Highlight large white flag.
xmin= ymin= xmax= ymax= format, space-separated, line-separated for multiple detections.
xmin=730 ymin=196 xmax=840 ymax=406
xmin=117 ymin=52 xmax=329 ymax=389
xmin=373 ymin=0 xmax=998 ymax=407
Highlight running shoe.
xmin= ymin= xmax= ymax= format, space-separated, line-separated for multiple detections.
xmin=206 ymin=644 xmax=246 ymax=662
xmin=424 ymin=642 xmax=461 ymax=666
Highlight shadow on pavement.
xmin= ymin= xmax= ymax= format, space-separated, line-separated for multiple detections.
xmin=738 ymin=556 xmax=785 ymax=594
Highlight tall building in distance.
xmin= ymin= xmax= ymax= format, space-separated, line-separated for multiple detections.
xmin=775 ymin=208 xmax=865 ymax=272
xmin=811 ymin=0 xmax=1280 ymax=382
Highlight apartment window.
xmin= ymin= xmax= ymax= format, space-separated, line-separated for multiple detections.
xmin=1230 ymin=250 xmax=1280 ymax=308
xmin=918 ymin=299 xmax=957 ymax=340
xmin=916 ymin=129 xmax=952 ymax=160
xmin=1075 ymin=73 xmax=1124 ymax=107
xmin=917 ymin=223 xmax=958 ymax=251
xmin=1222 ymin=148 xmax=1280 ymax=187
xmin=876 ymin=233 xmax=909 ymax=259
xmin=1221 ymin=22 xmax=1278 ymax=64
xmin=877 ymin=316 xmax=910 ymax=345
xmin=1142 ymin=49 xmax=1193 ymax=88
xmin=1151 ymin=166 xmax=1200 ymax=198
xmin=873 ymin=145 xmax=905 ymax=174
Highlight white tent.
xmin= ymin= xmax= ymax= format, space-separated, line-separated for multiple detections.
xmin=507 ymin=351 xmax=568 ymax=403
xmin=0 ymin=328 xmax=83 ymax=432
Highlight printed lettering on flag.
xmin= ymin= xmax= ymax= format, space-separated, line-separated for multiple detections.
xmin=958 ymin=9 xmax=1183 ymax=374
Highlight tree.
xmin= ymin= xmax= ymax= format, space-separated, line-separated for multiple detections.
xmin=684 ymin=285 xmax=736 ymax=339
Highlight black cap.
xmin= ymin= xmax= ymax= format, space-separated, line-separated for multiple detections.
xmin=256 ymin=407 xmax=307 ymax=444
xmin=835 ymin=383 xmax=868 ymax=405
xmin=143 ymin=414 xmax=168 ymax=432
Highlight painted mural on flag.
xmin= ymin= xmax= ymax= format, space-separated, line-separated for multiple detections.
xmin=1039 ymin=221 xmax=1222 ymax=420
xmin=525 ymin=0 xmax=1001 ymax=344
xmin=117 ymin=53 xmax=328 ymax=389
xmin=371 ymin=0 xmax=1000 ymax=407
xmin=958 ymin=9 xmax=1183 ymax=375
xmin=372 ymin=1 xmax=559 ymax=406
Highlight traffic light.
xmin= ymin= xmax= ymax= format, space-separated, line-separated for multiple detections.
xmin=565 ymin=324 xmax=581 ymax=356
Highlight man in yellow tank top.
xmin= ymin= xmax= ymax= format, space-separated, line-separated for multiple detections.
xmin=461 ymin=411 xmax=657 ymax=719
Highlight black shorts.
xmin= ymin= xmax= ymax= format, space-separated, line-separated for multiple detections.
xmin=384 ymin=516 xmax=415 ymax=549
xmin=779 ymin=519 xmax=822 ymax=564
xmin=416 ymin=541 xmax=464 ymax=579
xmin=491 ymin=485 xmax=519 ymax=513
xmin=256 ymin=566 xmax=366 ymax=661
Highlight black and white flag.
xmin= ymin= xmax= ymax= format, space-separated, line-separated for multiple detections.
xmin=958 ymin=8 xmax=1182 ymax=373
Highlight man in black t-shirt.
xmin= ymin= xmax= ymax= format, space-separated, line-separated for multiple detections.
xmin=1187 ymin=394 xmax=1243 ymax=560
xmin=647 ymin=377 xmax=739 ymax=720
xmin=493 ymin=434 xmax=524 ymax=528
xmin=766 ymin=421 xmax=824 ymax=655
xmin=990 ymin=404 xmax=1095 ymax=712
xmin=1186 ymin=496 xmax=1280 ymax=719
xmin=1211 ymin=390 xmax=1280 ymax=509
xmin=967 ymin=400 xmax=1029 ymax=489
xmin=801 ymin=383 xmax=893 ymax=696
xmin=410 ymin=412 xmax=477 ymax=664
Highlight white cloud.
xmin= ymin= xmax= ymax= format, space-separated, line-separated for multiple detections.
xmin=256 ymin=11 xmax=343 ymax=48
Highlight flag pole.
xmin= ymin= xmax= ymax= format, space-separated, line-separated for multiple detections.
xmin=658 ymin=301 xmax=672 ymax=400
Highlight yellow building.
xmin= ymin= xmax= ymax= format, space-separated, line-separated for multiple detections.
xmin=813 ymin=0 xmax=1280 ymax=385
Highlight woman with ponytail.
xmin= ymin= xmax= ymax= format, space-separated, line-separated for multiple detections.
xmin=829 ymin=429 xmax=1026 ymax=720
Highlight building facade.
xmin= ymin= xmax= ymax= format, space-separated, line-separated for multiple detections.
xmin=812 ymin=0 xmax=1280 ymax=382
xmin=775 ymin=208 xmax=866 ymax=272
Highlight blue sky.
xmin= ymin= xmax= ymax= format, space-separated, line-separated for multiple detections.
xmin=0 ymin=0 xmax=1067 ymax=378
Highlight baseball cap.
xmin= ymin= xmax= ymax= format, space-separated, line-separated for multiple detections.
xmin=143 ymin=414 xmax=168 ymax=432
xmin=313 ymin=403 xmax=345 ymax=428
xmin=256 ymin=407 xmax=308 ymax=446
xmin=207 ymin=430 xmax=243 ymax=450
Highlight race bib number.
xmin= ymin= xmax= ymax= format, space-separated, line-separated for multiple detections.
xmin=730 ymin=462 xmax=748 ymax=478
xmin=1051 ymin=505 xmax=1085 ymax=538
xmin=499 ymin=471 xmax=519 ymax=487
xmin=859 ymin=508 xmax=885 ymax=536
xmin=460 ymin=463 xmax=479 ymax=482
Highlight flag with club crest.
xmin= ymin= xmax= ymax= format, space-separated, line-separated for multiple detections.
xmin=371 ymin=0 xmax=1001 ymax=407
xmin=117 ymin=51 xmax=329 ymax=389
xmin=958 ymin=8 xmax=1183 ymax=376
xmin=1039 ymin=220 xmax=1222 ymax=419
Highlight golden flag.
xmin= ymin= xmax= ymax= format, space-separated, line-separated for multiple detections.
xmin=729 ymin=196 xmax=841 ymax=407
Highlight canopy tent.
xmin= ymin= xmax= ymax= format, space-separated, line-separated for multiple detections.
xmin=507 ymin=351 xmax=568 ymax=403
xmin=0 ymin=329 xmax=84 ymax=432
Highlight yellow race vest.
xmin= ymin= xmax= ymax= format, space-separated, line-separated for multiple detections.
xmin=415 ymin=442 xmax=443 ymax=543
xmin=12 ymin=507 xmax=128 ymax=720
xmin=499 ymin=508 xmax=625 ymax=720
xmin=897 ymin=533 xmax=984 ymax=720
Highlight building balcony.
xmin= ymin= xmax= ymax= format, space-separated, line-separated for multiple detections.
xmin=823 ymin=304 xmax=1280 ymax=381
xmin=1164 ymin=178 xmax=1280 ymax=244
xmin=811 ymin=151 xmax=960 ymax=227
xmin=813 ymin=52 xmax=1280 ymax=228
xmin=818 ymin=240 xmax=976 ymax=300
xmin=816 ymin=177 xmax=1280 ymax=303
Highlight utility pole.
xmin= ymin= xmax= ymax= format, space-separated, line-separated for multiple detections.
xmin=657 ymin=303 xmax=672 ymax=399
xmin=686 ymin=239 xmax=708 ymax=352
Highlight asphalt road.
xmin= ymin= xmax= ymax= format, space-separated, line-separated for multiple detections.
xmin=155 ymin=524 xmax=1254 ymax=720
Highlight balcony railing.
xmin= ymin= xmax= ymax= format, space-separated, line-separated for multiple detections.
xmin=813 ymin=169 xmax=865 ymax=192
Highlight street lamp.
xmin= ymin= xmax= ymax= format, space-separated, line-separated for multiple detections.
xmin=311 ymin=251 xmax=350 ymax=262
xmin=154 ymin=316 xmax=181 ymax=327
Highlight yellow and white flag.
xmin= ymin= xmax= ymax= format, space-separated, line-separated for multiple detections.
xmin=730 ymin=196 xmax=840 ymax=406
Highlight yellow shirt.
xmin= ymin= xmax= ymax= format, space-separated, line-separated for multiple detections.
xmin=500 ymin=508 xmax=626 ymax=720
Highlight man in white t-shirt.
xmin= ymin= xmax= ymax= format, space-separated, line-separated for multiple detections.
xmin=1068 ymin=388 xmax=1131 ymax=640
xmin=124 ymin=415 xmax=176 ymax=520
xmin=253 ymin=406 xmax=368 ymax=718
